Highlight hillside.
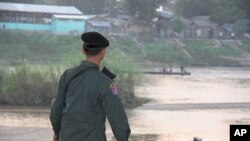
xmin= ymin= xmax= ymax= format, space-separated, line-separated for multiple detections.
xmin=0 ymin=30 xmax=250 ymax=67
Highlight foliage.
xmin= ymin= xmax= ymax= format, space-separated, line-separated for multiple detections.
xmin=169 ymin=17 xmax=184 ymax=33
xmin=0 ymin=65 xmax=60 ymax=105
xmin=184 ymin=40 xmax=241 ymax=65
xmin=0 ymin=58 xmax=143 ymax=107
xmin=144 ymin=40 xmax=188 ymax=64
xmin=0 ymin=31 xmax=143 ymax=107
xmin=175 ymin=0 xmax=214 ymax=18
xmin=175 ymin=0 xmax=250 ymax=29
xmin=0 ymin=30 xmax=81 ymax=64
xmin=125 ymin=0 xmax=163 ymax=23
xmin=241 ymin=41 xmax=250 ymax=53
xmin=103 ymin=49 xmax=143 ymax=108
xmin=235 ymin=19 xmax=250 ymax=35
xmin=241 ymin=0 xmax=250 ymax=22
xmin=210 ymin=0 xmax=246 ymax=25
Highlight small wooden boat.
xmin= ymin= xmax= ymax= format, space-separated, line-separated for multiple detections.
xmin=144 ymin=71 xmax=191 ymax=76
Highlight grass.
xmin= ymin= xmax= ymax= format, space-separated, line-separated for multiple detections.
xmin=144 ymin=39 xmax=188 ymax=64
xmin=0 ymin=65 xmax=59 ymax=105
xmin=184 ymin=40 xmax=241 ymax=65
xmin=0 ymin=30 xmax=248 ymax=66
xmin=0 ymin=31 xmax=144 ymax=107
xmin=0 ymin=30 xmax=81 ymax=64
xmin=241 ymin=41 xmax=250 ymax=53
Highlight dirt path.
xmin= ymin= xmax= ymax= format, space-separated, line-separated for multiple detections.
xmin=0 ymin=126 xmax=52 ymax=141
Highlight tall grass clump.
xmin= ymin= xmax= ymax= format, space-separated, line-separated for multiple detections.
xmin=0 ymin=67 xmax=6 ymax=103
xmin=60 ymin=48 xmax=144 ymax=108
xmin=103 ymin=48 xmax=144 ymax=108
xmin=0 ymin=54 xmax=143 ymax=107
xmin=0 ymin=65 xmax=60 ymax=105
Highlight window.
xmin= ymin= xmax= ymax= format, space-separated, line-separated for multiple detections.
xmin=35 ymin=14 xmax=52 ymax=24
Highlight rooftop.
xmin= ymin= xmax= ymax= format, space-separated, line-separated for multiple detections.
xmin=53 ymin=15 xmax=95 ymax=20
xmin=0 ymin=2 xmax=83 ymax=15
xmin=157 ymin=11 xmax=174 ymax=19
xmin=87 ymin=20 xmax=110 ymax=27
xmin=191 ymin=16 xmax=217 ymax=27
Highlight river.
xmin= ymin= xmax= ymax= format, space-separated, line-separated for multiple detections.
xmin=0 ymin=67 xmax=250 ymax=141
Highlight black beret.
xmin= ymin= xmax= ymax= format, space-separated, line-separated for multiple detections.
xmin=81 ymin=32 xmax=109 ymax=48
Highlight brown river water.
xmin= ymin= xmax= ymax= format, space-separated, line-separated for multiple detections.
xmin=0 ymin=67 xmax=250 ymax=141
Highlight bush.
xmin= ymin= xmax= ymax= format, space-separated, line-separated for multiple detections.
xmin=103 ymin=48 xmax=143 ymax=108
xmin=0 ymin=55 xmax=143 ymax=107
xmin=0 ymin=65 xmax=59 ymax=105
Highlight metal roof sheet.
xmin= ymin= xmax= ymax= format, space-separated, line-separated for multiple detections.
xmin=88 ymin=21 xmax=110 ymax=27
xmin=157 ymin=11 xmax=174 ymax=18
xmin=0 ymin=2 xmax=83 ymax=15
xmin=191 ymin=16 xmax=216 ymax=27
xmin=53 ymin=15 xmax=93 ymax=20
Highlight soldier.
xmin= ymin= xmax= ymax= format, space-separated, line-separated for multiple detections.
xmin=50 ymin=32 xmax=131 ymax=141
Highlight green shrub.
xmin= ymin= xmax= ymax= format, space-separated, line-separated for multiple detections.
xmin=0 ymin=65 xmax=59 ymax=105
xmin=104 ymin=48 xmax=143 ymax=108
xmin=0 ymin=55 xmax=143 ymax=107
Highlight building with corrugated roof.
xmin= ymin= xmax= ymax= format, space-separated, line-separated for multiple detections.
xmin=0 ymin=2 xmax=85 ymax=34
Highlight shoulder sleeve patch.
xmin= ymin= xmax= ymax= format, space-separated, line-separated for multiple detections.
xmin=110 ymin=83 xmax=118 ymax=95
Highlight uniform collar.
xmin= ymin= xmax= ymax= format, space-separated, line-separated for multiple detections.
xmin=80 ymin=60 xmax=99 ymax=69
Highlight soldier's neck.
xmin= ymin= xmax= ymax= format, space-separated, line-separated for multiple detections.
xmin=86 ymin=58 xmax=101 ymax=66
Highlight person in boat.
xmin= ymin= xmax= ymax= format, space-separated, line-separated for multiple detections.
xmin=162 ymin=67 xmax=167 ymax=72
xmin=169 ymin=65 xmax=173 ymax=73
xmin=180 ymin=65 xmax=185 ymax=73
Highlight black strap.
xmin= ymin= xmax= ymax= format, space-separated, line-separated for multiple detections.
xmin=65 ymin=66 xmax=98 ymax=93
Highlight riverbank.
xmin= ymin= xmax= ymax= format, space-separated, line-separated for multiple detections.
xmin=1 ymin=31 xmax=250 ymax=66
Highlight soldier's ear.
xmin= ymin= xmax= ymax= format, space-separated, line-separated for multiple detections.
xmin=99 ymin=48 xmax=106 ymax=60
xmin=82 ymin=48 xmax=87 ymax=55
xmin=103 ymin=48 xmax=107 ymax=54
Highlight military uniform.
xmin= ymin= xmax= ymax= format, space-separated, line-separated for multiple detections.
xmin=50 ymin=32 xmax=131 ymax=141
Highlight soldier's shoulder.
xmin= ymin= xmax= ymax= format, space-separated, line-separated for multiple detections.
xmin=96 ymin=71 xmax=113 ymax=85
xmin=64 ymin=65 xmax=79 ymax=74
xmin=60 ymin=65 xmax=82 ymax=80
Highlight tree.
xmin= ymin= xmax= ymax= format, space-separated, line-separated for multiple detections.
xmin=240 ymin=0 xmax=250 ymax=32
xmin=235 ymin=19 xmax=250 ymax=35
xmin=124 ymin=0 xmax=163 ymax=23
xmin=210 ymin=0 xmax=246 ymax=25
xmin=169 ymin=17 xmax=184 ymax=33
xmin=175 ymin=0 xmax=214 ymax=18
xmin=240 ymin=0 xmax=250 ymax=20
